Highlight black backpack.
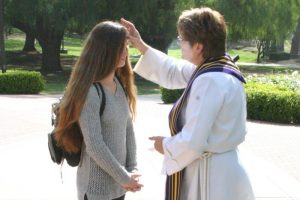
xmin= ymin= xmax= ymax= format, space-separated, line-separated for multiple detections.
xmin=48 ymin=82 xmax=105 ymax=167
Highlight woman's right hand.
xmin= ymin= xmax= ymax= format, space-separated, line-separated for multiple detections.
xmin=120 ymin=18 xmax=149 ymax=55
xmin=122 ymin=174 xmax=143 ymax=192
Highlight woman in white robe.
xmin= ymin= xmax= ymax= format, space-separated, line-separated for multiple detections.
xmin=121 ymin=7 xmax=254 ymax=200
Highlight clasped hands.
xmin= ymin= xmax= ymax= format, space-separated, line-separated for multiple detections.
xmin=122 ymin=173 xmax=143 ymax=192
xmin=122 ymin=136 xmax=165 ymax=192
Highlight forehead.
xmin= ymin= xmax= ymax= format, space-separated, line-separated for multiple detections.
xmin=122 ymin=39 xmax=129 ymax=47
xmin=124 ymin=28 xmax=129 ymax=36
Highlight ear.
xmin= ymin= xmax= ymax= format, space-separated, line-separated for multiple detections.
xmin=193 ymin=43 xmax=203 ymax=55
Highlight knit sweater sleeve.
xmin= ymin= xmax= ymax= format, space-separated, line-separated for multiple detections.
xmin=125 ymin=117 xmax=137 ymax=172
xmin=79 ymin=86 xmax=131 ymax=185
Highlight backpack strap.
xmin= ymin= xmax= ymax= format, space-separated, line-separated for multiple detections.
xmin=93 ymin=76 xmax=125 ymax=116
xmin=115 ymin=75 xmax=127 ymax=97
xmin=93 ymin=82 xmax=106 ymax=117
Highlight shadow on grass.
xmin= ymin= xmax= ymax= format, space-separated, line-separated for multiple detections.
xmin=6 ymin=51 xmax=77 ymax=69
xmin=6 ymin=51 xmax=41 ymax=70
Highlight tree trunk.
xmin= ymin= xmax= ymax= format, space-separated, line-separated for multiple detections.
xmin=256 ymin=40 xmax=264 ymax=63
xmin=261 ymin=40 xmax=270 ymax=58
xmin=276 ymin=40 xmax=284 ymax=52
xmin=11 ymin=13 xmax=66 ymax=73
xmin=290 ymin=18 xmax=300 ymax=58
xmin=0 ymin=0 xmax=6 ymax=73
xmin=269 ymin=40 xmax=284 ymax=53
xmin=22 ymin=33 xmax=37 ymax=52
xmin=269 ymin=40 xmax=277 ymax=53
xmin=37 ymin=32 xmax=63 ymax=73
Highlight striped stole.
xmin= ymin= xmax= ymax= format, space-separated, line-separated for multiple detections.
xmin=165 ymin=55 xmax=245 ymax=200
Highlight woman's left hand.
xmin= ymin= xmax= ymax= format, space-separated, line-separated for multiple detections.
xmin=149 ymin=136 xmax=165 ymax=155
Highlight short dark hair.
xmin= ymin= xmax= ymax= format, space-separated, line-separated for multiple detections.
xmin=177 ymin=7 xmax=227 ymax=59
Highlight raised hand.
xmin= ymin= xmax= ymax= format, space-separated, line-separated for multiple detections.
xmin=120 ymin=18 xmax=149 ymax=54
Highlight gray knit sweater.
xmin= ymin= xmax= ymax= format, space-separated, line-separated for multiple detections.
xmin=77 ymin=79 xmax=137 ymax=200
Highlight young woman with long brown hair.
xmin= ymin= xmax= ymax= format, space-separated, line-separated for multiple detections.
xmin=54 ymin=21 xmax=142 ymax=200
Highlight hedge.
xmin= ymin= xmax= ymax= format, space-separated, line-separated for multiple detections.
xmin=0 ymin=70 xmax=45 ymax=94
xmin=268 ymin=52 xmax=290 ymax=61
xmin=161 ymin=82 xmax=300 ymax=124
xmin=245 ymin=82 xmax=300 ymax=124
xmin=160 ymin=88 xmax=184 ymax=103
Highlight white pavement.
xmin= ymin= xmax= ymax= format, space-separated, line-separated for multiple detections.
xmin=0 ymin=94 xmax=299 ymax=200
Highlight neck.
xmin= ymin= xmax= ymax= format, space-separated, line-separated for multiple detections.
xmin=193 ymin=55 xmax=205 ymax=66
xmin=100 ymin=71 xmax=115 ymax=85
xmin=99 ymin=71 xmax=117 ymax=94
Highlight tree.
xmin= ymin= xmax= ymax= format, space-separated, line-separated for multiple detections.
xmin=136 ymin=0 xmax=179 ymax=52
xmin=96 ymin=0 xmax=179 ymax=53
xmin=5 ymin=0 xmax=188 ymax=72
xmin=6 ymin=0 xmax=67 ymax=72
xmin=206 ymin=0 xmax=299 ymax=62
xmin=65 ymin=0 xmax=179 ymax=53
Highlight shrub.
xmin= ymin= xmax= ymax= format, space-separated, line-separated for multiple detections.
xmin=160 ymin=87 xmax=184 ymax=104
xmin=245 ymin=82 xmax=300 ymax=124
xmin=0 ymin=70 xmax=45 ymax=94
xmin=269 ymin=52 xmax=290 ymax=61
xmin=246 ymin=73 xmax=300 ymax=92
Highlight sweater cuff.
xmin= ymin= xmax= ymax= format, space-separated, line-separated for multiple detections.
xmin=117 ymin=166 xmax=132 ymax=185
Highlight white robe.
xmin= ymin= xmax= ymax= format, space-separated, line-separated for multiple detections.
xmin=134 ymin=48 xmax=255 ymax=200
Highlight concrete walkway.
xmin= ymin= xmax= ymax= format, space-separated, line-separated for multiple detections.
xmin=0 ymin=94 xmax=299 ymax=200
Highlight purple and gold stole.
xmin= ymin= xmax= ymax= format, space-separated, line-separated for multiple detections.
xmin=165 ymin=55 xmax=245 ymax=200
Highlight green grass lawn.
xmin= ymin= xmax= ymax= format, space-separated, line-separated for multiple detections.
xmin=228 ymin=49 xmax=257 ymax=62
xmin=4 ymin=38 xmax=24 ymax=51
xmin=62 ymin=37 xmax=83 ymax=56
xmin=41 ymin=68 xmax=160 ymax=95
xmin=4 ymin=34 xmax=299 ymax=95
xmin=5 ymin=37 xmax=42 ymax=52
xmin=168 ymin=49 xmax=182 ymax=59
xmin=4 ymin=35 xmax=257 ymax=64
xmin=41 ymin=67 xmax=71 ymax=94
xmin=168 ymin=48 xmax=257 ymax=62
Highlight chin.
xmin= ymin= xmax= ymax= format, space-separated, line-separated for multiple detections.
xmin=117 ymin=63 xmax=126 ymax=68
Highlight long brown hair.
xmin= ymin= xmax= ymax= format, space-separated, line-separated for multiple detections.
xmin=55 ymin=21 xmax=137 ymax=153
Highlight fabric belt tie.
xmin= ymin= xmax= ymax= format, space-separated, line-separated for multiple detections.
xmin=200 ymin=152 xmax=212 ymax=200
